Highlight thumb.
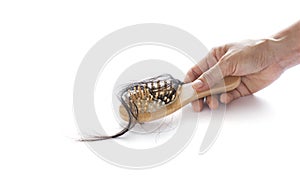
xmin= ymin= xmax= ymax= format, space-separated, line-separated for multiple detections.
xmin=192 ymin=61 xmax=229 ymax=91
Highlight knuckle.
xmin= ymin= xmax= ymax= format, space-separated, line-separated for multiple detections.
xmin=201 ymin=71 xmax=216 ymax=87
xmin=218 ymin=57 xmax=233 ymax=75
xmin=210 ymin=47 xmax=219 ymax=57
xmin=184 ymin=70 xmax=194 ymax=82
xmin=191 ymin=67 xmax=199 ymax=76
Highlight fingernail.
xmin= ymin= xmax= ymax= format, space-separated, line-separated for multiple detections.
xmin=192 ymin=80 xmax=204 ymax=90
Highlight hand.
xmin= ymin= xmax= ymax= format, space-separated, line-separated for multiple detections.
xmin=184 ymin=39 xmax=284 ymax=111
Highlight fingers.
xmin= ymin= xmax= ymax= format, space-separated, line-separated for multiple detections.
xmin=220 ymin=89 xmax=242 ymax=104
xmin=219 ymin=92 xmax=234 ymax=104
xmin=219 ymin=79 xmax=253 ymax=104
xmin=206 ymin=95 xmax=219 ymax=110
xmin=220 ymin=92 xmax=235 ymax=104
xmin=192 ymin=95 xmax=220 ymax=111
xmin=198 ymin=63 xmax=227 ymax=89
xmin=185 ymin=45 xmax=234 ymax=111
xmin=184 ymin=47 xmax=222 ymax=83
xmin=184 ymin=56 xmax=208 ymax=83
xmin=191 ymin=99 xmax=204 ymax=112
xmin=192 ymin=90 xmax=243 ymax=111
xmin=185 ymin=47 xmax=232 ymax=92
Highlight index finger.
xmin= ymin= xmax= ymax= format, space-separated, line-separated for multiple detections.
xmin=184 ymin=56 xmax=207 ymax=83
xmin=184 ymin=48 xmax=220 ymax=83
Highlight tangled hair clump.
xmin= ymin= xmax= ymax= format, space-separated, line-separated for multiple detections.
xmin=79 ymin=74 xmax=183 ymax=142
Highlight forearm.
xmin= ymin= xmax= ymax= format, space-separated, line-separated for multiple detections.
xmin=271 ymin=20 xmax=300 ymax=70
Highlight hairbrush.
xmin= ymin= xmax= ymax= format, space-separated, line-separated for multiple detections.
xmin=80 ymin=74 xmax=241 ymax=141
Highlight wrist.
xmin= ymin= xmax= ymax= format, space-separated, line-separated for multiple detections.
xmin=271 ymin=21 xmax=300 ymax=70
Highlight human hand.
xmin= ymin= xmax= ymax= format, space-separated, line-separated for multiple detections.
xmin=184 ymin=39 xmax=284 ymax=111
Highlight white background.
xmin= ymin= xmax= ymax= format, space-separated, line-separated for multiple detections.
xmin=1 ymin=0 xmax=300 ymax=188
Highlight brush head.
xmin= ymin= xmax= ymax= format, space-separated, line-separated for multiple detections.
xmin=119 ymin=74 xmax=183 ymax=121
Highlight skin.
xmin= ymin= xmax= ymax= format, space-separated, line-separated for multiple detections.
xmin=184 ymin=21 xmax=300 ymax=111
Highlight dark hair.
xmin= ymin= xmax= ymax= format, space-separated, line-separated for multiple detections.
xmin=79 ymin=74 xmax=183 ymax=142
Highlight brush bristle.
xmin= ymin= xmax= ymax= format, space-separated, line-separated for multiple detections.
xmin=122 ymin=74 xmax=183 ymax=114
